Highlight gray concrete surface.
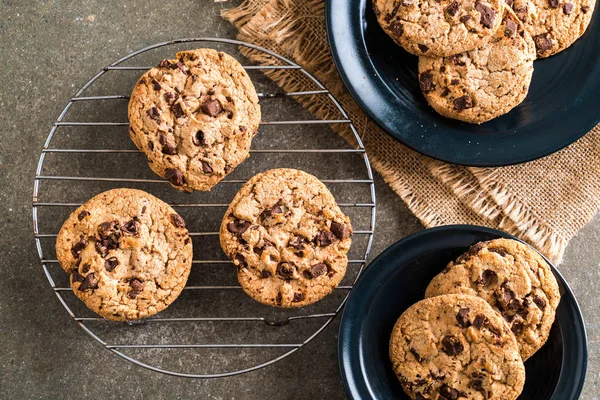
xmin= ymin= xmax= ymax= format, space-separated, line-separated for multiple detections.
xmin=0 ymin=1 xmax=598 ymax=398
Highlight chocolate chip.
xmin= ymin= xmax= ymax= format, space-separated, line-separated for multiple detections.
xmin=441 ymin=88 xmax=450 ymax=97
xmin=470 ymin=379 xmax=484 ymax=391
xmin=409 ymin=347 xmax=422 ymax=362
xmin=275 ymin=292 xmax=283 ymax=306
xmin=479 ymin=269 xmax=498 ymax=287
xmin=330 ymin=221 xmax=351 ymax=240
xmin=165 ymin=168 xmax=184 ymax=186
xmin=563 ymin=3 xmax=573 ymax=13
xmin=419 ymin=72 xmax=435 ymax=94
xmin=141 ymin=205 xmax=147 ymax=214
xmin=315 ymin=230 xmax=336 ymax=246
xmin=77 ymin=210 xmax=90 ymax=221
xmin=446 ymin=1 xmax=460 ymax=16
xmin=148 ymin=140 xmax=154 ymax=151
xmin=439 ymin=384 xmax=460 ymax=400
xmin=171 ymin=102 xmax=185 ymax=119
xmin=227 ymin=219 xmax=251 ymax=235
xmin=511 ymin=321 xmax=525 ymax=335
xmin=147 ymin=107 xmax=160 ymax=122
xmin=309 ymin=263 xmax=328 ymax=279
xmin=239 ymin=126 xmax=247 ymax=132
xmin=388 ymin=21 xmax=403 ymax=37
xmin=162 ymin=141 xmax=177 ymax=155
xmin=95 ymin=221 xmax=121 ymax=255
xmin=534 ymin=33 xmax=553 ymax=53
xmin=289 ymin=236 xmax=308 ymax=250
xmin=475 ymin=2 xmax=496 ymax=29
xmin=533 ymin=295 xmax=547 ymax=310
xmin=201 ymin=161 xmax=213 ymax=173
xmin=505 ymin=0 xmax=514 ymax=6
xmin=151 ymin=78 xmax=161 ymax=91
xmin=456 ymin=307 xmax=471 ymax=328
xmin=441 ymin=335 xmax=464 ymax=356
xmin=260 ymin=204 xmax=284 ymax=220
xmin=193 ymin=130 xmax=206 ymax=146
xmin=292 ymin=292 xmax=305 ymax=303
xmin=78 ymin=273 xmax=98 ymax=291
xmin=128 ymin=278 xmax=143 ymax=298
xmin=158 ymin=59 xmax=170 ymax=68
xmin=122 ymin=218 xmax=140 ymax=236
xmin=81 ymin=263 xmax=90 ymax=274
xmin=261 ymin=270 xmax=272 ymax=278
xmin=489 ymin=247 xmax=509 ymax=256
xmin=449 ymin=54 xmax=466 ymax=66
xmin=582 ymin=5 xmax=589 ymax=13
xmin=276 ymin=263 xmax=295 ymax=280
xmin=201 ymin=99 xmax=222 ymax=117
xmin=460 ymin=15 xmax=472 ymax=23
xmin=450 ymin=78 xmax=460 ymax=85
xmin=234 ymin=254 xmax=247 ymax=270
xmin=504 ymin=20 xmax=518 ymax=37
xmin=164 ymin=91 xmax=178 ymax=104
xmin=549 ymin=0 xmax=559 ymax=8
xmin=169 ymin=214 xmax=185 ymax=228
xmin=496 ymin=283 xmax=516 ymax=308
xmin=473 ymin=314 xmax=487 ymax=329
xmin=453 ymin=95 xmax=473 ymax=111
xmin=104 ymin=257 xmax=119 ymax=272
xmin=71 ymin=238 xmax=87 ymax=258
xmin=71 ymin=272 xmax=85 ymax=283
xmin=418 ymin=44 xmax=429 ymax=53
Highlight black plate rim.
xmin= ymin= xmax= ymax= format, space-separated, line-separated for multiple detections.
xmin=325 ymin=0 xmax=600 ymax=167
xmin=338 ymin=224 xmax=588 ymax=400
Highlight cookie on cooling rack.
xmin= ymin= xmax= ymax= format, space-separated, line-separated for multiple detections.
xmin=128 ymin=48 xmax=261 ymax=192
xmin=418 ymin=8 xmax=536 ymax=123
xmin=220 ymin=168 xmax=352 ymax=308
xmin=55 ymin=188 xmax=192 ymax=321
xmin=425 ymin=238 xmax=560 ymax=360
xmin=390 ymin=294 xmax=526 ymax=400
xmin=373 ymin=0 xmax=504 ymax=57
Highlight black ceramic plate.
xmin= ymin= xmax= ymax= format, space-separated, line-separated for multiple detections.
xmin=325 ymin=0 xmax=600 ymax=166
xmin=338 ymin=225 xmax=587 ymax=399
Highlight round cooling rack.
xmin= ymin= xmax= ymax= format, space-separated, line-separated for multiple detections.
xmin=32 ymin=38 xmax=376 ymax=378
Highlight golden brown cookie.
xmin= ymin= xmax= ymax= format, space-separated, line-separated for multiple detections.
xmin=418 ymin=8 xmax=536 ymax=123
xmin=373 ymin=0 xmax=505 ymax=56
xmin=219 ymin=169 xmax=352 ymax=308
xmin=390 ymin=294 xmax=526 ymax=400
xmin=425 ymin=238 xmax=561 ymax=360
xmin=128 ymin=48 xmax=261 ymax=192
xmin=55 ymin=188 xmax=192 ymax=321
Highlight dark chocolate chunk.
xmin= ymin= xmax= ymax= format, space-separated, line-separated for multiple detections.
xmin=122 ymin=218 xmax=140 ymax=236
xmin=128 ymin=278 xmax=143 ymax=298
xmin=441 ymin=335 xmax=464 ymax=356
xmin=81 ymin=263 xmax=90 ymax=274
xmin=388 ymin=21 xmax=404 ymax=37
xmin=453 ymin=95 xmax=473 ymax=111
xmin=446 ymin=1 xmax=460 ymax=16
xmin=409 ymin=347 xmax=422 ymax=362
xmin=511 ymin=321 xmax=525 ymax=335
xmin=449 ymin=54 xmax=466 ymax=66
xmin=151 ymin=78 xmax=161 ymax=91
xmin=505 ymin=0 xmax=514 ymax=6
xmin=292 ymin=292 xmax=305 ymax=303
xmin=489 ymin=247 xmax=509 ymax=256
xmin=473 ymin=314 xmax=487 ymax=329
xmin=504 ymin=20 xmax=518 ymax=37
xmin=193 ymin=130 xmax=206 ymax=146
xmin=460 ymin=14 xmax=472 ymax=23
xmin=310 ymin=263 xmax=328 ymax=279
xmin=533 ymin=295 xmax=547 ymax=310
xmin=201 ymin=99 xmax=222 ymax=117
xmin=71 ymin=238 xmax=87 ymax=258
xmin=171 ymin=102 xmax=185 ymax=119
xmin=169 ymin=214 xmax=185 ymax=228
xmin=77 ymin=210 xmax=90 ymax=221
xmin=549 ymin=0 xmax=559 ymax=8
xmin=164 ymin=91 xmax=178 ymax=104
xmin=496 ymin=283 xmax=516 ymax=308
xmin=234 ymin=254 xmax=247 ymax=270
xmin=261 ymin=270 xmax=272 ymax=278
xmin=201 ymin=161 xmax=213 ymax=173
xmin=456 ymin=307 xmax=471 ymax=328
xmin=260 ymin=204 xmax=284 ymax=220
xmin=441 ymin=88 xmax=450 ymax=97
xmin=162 ymin=141 xmax=177 ymax=155
xmin=534 ymin=33 xmax=553 ymax=53
xmin=277 ymin=263 xmax=295 ymax=279
xmin=418 ymin=44 xmax=429 ymax=53
xmin=479 ymin=269 xmax=498 ymax=287
xmin=158 ymin=59 xmax=170 ymax=68
xmin=78 ymin=273 xmax=98 ymax=291
xmin=165 ymin=168 xmax=184 ymax=186
xmin=289 ymin=236 xmax=308 ymax=250
xmin=314 ymin=230 xmax=336 ymax=246
xmin=227 ymin=219 xmax=251 ymax=236
xmin=330 ymin=221 xmax=351 ymax=240
xmin=450 ymin=78 xmax=460 ymax=85
xmin=104 ymin=257 xmax=119 ymax=272
xmin=147 ymin=106 xmax=160 ymax=121
xmin=439 ymin=384 xmax=460 ymax=400
xmin=71 ymin=272 xmax=85 ymax=283
xmin=475 ymin=2 xmax=496 ymax=29
xmin=563 ymin=3 xmax=573 ymax=13
xmin=419 ymin=72 xmax=435 ymax=94
xmin=148 ymin=140 xmax=154 ymax=151
xmin=275 ymin=292 xmax=283 ymax=306
xmin=582 ymin=5 xmax=589 ymax=13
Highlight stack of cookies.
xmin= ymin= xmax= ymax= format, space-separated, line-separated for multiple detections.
xmin=389 ymin=238 xmax=561 ymax=399
xmin=373 ymin=0 xmax=596 ymax=123
xmin=56 ymin=49 xmax=354 ymax=321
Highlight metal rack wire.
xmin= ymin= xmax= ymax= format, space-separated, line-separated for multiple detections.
xmin=32 ymin=38 xmax=376 ymax=378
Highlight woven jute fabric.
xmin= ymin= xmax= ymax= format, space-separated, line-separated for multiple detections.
xmin=222 ymin=0 xmax=600 ymax=264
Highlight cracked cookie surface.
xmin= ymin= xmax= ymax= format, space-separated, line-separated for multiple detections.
xmin=418 ymin=8 xmax=535 ymax=123
xmin=509 ymin=0 xmax=596 ymax=57
xmin=425 ymin=238 xmax=560 ymax=360
xmin=128 ymin=48 xmax=261 ymax=192
xmin=390 ymin=294 xmax=525 ymax=400
xmin=219 ymin=169 xmax=352 ymax=308
xmin=373 ymin=0 xmax=504 ymax=56
xmin=55 ymin=188 xmax=193 ymax=321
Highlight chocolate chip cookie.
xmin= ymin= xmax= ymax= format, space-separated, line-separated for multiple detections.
xmin=128 ymin=48 xmax=261 ymax=192
xmin=390 ymin=294 xmax=525 ymax=400
xmin=373 ymin=0 xmax=505 ymax=56
xmin=425 ymin=238 xmax=561 ymax=360
xmin=510 ymin=0 xmax=596 ymax=57
xmin=418 ymin=8 xmax=536 ymax=123
xmin=219 ymin=169 xmax=352 ymax=308
xmin=55 ymin=188 xmax=193 ymax=321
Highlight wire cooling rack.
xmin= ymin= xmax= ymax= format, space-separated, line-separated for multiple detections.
xmin=32 ymin=38 xmax=376 ymax=378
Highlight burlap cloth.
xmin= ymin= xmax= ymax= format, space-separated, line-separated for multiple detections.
xmin=222 ymin=0 xmax=600 ymax=264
